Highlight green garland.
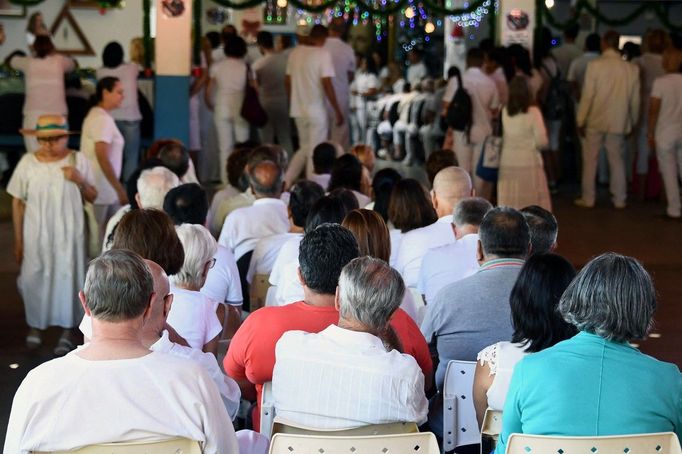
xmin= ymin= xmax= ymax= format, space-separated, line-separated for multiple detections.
xmin=540 ymin=0 xmax=682 ymax=32
xmin=354 ymin=0 xmax=409 ymax=16
xmin=419 ymin=0 xmax=486 ymax=18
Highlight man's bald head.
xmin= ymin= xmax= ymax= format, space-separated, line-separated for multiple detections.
xmin=143 ymin=259 xmax=171 ymax=323
xmin=431 ymin=166 xmax=473 ymax=218
xmin=249 ymin=160 xmax=284 ymax=199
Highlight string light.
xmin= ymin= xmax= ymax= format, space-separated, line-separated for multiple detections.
xmin=425 ymin=21 xmax=435 ymax=33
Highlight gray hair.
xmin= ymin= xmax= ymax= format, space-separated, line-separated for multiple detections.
xmin=170 ymin=224 xmax=217 ymax=289
xmin=137 ymin=166 xmax=180 ymax=209
xmin=84 ymin=249 xmax=154 ymax=322
xmin=338 ymin=257 xmax=405 ymax=330
xmin=453 ymin=197 xmax=492 ymax=228
xmin=559 ymin=253 xmax=656 ymax=342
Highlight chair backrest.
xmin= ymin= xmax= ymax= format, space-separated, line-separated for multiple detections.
xmin=272 ymin=417 xmax=418 ymax=437
xmin=443 ymin=360 xmax=479 ymax=451
xmin=481 ymin=409 xmax=503 ymax=454
xmin=408 ymin=287 xmax=426 ymax=326
xmin=260 ymin=381 xmax=276 ymax=440
xmin=34 ymin=437 xmax=202 ymax=454
xmin=250 ymin=273 xmax=271 ymax=312
xmin=506 ymin=432 xmax=682 ymax=454
xmin=269 ymin=432 xmax=439 ymax=454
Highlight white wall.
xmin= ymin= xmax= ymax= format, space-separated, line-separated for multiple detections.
xmin=0 ymin=0 xmax=145 ymax=68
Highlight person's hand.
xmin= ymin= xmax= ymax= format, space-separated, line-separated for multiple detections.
xmin=61 ymin=166 xmax=83 ymax=185
xmin=14 ymin=241 xmax=23 ymax=266
xmin=335 ymin=109 xmax=344 ymax=126
xmin=116 ymin=187 xmax=129 ymax=205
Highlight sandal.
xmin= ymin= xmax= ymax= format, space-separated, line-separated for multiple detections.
xmin=26 ymin=328 xmax=42 ymax=348
xmin=54 ymin=335 xmax=74 ymax=356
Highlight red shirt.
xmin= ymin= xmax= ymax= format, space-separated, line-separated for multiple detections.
xmin=224 ymin=301 xmax=432 ymax=430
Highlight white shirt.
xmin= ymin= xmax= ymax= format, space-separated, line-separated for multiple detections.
xmin=418 ymin=233 xmax=480 ymax=303
xmin=651 ymin=74 xmax=682 ymax=144
xmin=10 ymin=54 xmax=74 ymax=114
xmin=395 ymin=217 xmax=456 ymax=288
xmin=81 ymin=106 xmax=125 ymax=205
xmin=489 ymin=67 xmax=509 ymax=105
xmin=443 ymin=67 xmax=500 ymax=144
xmin=567 ymin=51 xmax=599 ymax=95
xmin=75 ymin=322 xmax=241 ymax=420
xmin=389 ymin=228 xmax=403 ymax=268
xmin=247 ymin=232 xmax=299 ymax=284
xmin=286 ymin=45 xmax=335 ymax=118
xmin=269 ymin=235 xmax=302 ymax=287
xmin=477 ymin=341 xmax=529 ymax=411
xmin=201 ymin=245 xmax=243 ymax=306
xmin=310 ymin=173 xmax=331 ymax=190
xmin=273 ymin=325 xmax=428 ymax=429
xmin=577 ymin=49 xmax=640 ymax=134
xmin=4 ymin=351 xmax=237 ymax=454
xmin=96 ymin=63 xmax=142 ymax=121
xmin=406 ymin=61 xmax=427 ymax=87
xmin=219 ymin=197 xmax=290 ymax=261
xmin=352 ymin=190 xmax=372 ymax=208
xmin=633 ymin=53 xmax=665 ymax=99
xmin=209 ymin=57 xmax=248 ymax=115
xmin=324 ymin=37 xmax=356 ymax=109
xmin=207 ymin=185 xmax=241 ymax=236
xmin=253 ymin=51 xmax=289 ymax=102
xmin=166 ymin=287 xmax=223 ymax=350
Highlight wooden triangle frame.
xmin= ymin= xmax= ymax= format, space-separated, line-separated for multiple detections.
xmin=49 ymin=4 xmax=95 ymax=56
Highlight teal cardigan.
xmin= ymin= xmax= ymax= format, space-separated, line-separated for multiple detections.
xmin=496 ymin=331 xmax=682 ymax=453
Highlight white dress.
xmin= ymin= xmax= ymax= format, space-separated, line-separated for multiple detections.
xmin=497 ymin=106 xmax=552 ymax=211
xmin=477 ymin=341 xmax=529 ymax=411
xmin=7 ymin=152 xmax=94 ymax=329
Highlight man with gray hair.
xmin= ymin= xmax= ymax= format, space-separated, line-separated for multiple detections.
xmin=6 ymin=250 xmax=237 ymax=453
xmin=521 ymin=205 xmax=558 ymax=254
xmin=272 ymin=256 xmax=428 ymax=429
xmin=418 ymin=196 xmax=492 ymax=303
xmin=421 ymin=207 xmax=529 ymax=437
xmin=395 ymin=166 xmax=471 ymax=287
xmin=102 ymin=166 xmax=180 ymax=251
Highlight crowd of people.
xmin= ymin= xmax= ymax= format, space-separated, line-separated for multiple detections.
xmin=3 ymin=17 xmax=682 ymax=454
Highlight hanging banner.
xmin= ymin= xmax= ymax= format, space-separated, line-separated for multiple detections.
xmin=498 ymin=0 xmax=535 ymax=52
xmin=156 ymin=0 xmax=192 ymax=75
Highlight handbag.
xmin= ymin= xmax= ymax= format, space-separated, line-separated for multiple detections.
xmin=476 ymin=113 xmax=503 ymax=183
xmin=70 ymin=151 xmax=100 ymax=258
xmin=240 ymin=64 xmax=268 ymax=128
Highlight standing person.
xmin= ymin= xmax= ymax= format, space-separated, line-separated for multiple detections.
xmin=632 ymin=29 xmax=667 ymax=198
xmin=205 ymin=34 xmax=251 ymax=185
xmin=8 ymin=114 xmax=97 ymax=354
xmin=648 ymin=47 xmax=682 ymax=219
xmin=575 ymin=30 xmax=640 ymax=209
xmin=551 ymin=22 xmax=582 ymax=79
xmin=81 ymin=77 xmax=128 ymax=237
xmin=567 ymin=33 xmax=601 ymax=99
xmin=285 ymin=24 xmax=344 ymax=185
xmin=25 ymin=11 xmax=50 ymax=53
xmin=497 ymin=76 xmax=551 ymax=210
xmin=324 ymin=17 xmax=356 ymax=150
xmin=96 ymin=41 xmax=142 ymax=183
xmin=9 ymin=36 xmax=74 ymax=153
xmin=253 ymin=31 xmax=293 ymax=155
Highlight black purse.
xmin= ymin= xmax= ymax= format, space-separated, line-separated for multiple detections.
xmin=240 ymin=65 xmax=268 ymax=128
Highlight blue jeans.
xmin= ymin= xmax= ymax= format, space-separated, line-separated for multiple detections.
xmin=115 ymin=120 xmax=141 ymax=183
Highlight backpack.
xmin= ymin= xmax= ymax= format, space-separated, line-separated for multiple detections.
xmin=446 ymin=69 xmax=473 ymax=133
xmin=541 ymin=62 xmax=570 ymax=121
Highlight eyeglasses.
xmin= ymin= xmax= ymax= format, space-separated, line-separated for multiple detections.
xmin=206 ymin=258 xmax=216 ymax=269
xmin=38 ymin=135 xmax=68 ymax=144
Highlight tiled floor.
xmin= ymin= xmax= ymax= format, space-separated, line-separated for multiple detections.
xmin=0 ymin=173 xmax=680 ymax=444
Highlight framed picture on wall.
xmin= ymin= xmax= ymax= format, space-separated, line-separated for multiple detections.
xmin=0 ymin=0 xmax=27 ymax=17
xmin=67 ymin=1 xmax=101 ymax=8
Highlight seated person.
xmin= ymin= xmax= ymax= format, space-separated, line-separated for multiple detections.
xmin=273 ymin=256 xmax=428 ymax=429
xmin=147 ymin=139 xmax=199 ymax=184
xmin=496 ymin=253 xmax=682 ymax=451
xmin=5 ymin=250 xmax=237 ymax=453
xmin=327 ymin=154 xmax=372 ymax=207
xmin=520 ymin=205 xmax=558 ymax=254
xmin=310 ymin=142 xmax=336 ymax=190
xmin=169 ymin=224 xmax=223 ymax=355
xmin=473 ymin=253 xmax=576 ymax=427
xmin=79 ymin=258 xmax=241 ymax=420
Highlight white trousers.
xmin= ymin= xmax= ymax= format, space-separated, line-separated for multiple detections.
xmin=214 ymin=106 xmax=250 ymax=184
xmin=656 ymin=137 xmax=682 ymax=217
xmin=327 ymin=104 xmax=351 ymax=151
xmin=285 ymin=115 xmax=328 ymax=186
xmin=453 ymin=131 xmax=485 ymax=195
xmin=581 ymin=130 xmax=627 ymax=206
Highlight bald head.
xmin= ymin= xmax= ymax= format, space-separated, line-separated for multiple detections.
xmin=431 ymin=167 xmax=473 ymax=218
xmin=143 ymin=259 xmax=171 ymax=325
xmin=249 ymin=160 xmax=284 ymax=198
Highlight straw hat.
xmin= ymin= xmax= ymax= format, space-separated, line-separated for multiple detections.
xmin=20 ymin=114 xmax=76 ymax=138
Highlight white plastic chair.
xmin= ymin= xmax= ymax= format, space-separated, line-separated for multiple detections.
xmin=268 ymin=432 xmax=439 ymax=454
xmin=480 ymin=409 xmax=503 ymax=454
xmin=443 ymin=360 xmax=479 ymax=452
xmin=506 ymin=432 xmax=682 ymax=454
xmin=34 ymin=437 xmax=202 ymax=453
xmin=271 ymin=416 xmax=418 ymax=437
xmin=260 ymin=381 xmax=276 ymax=440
